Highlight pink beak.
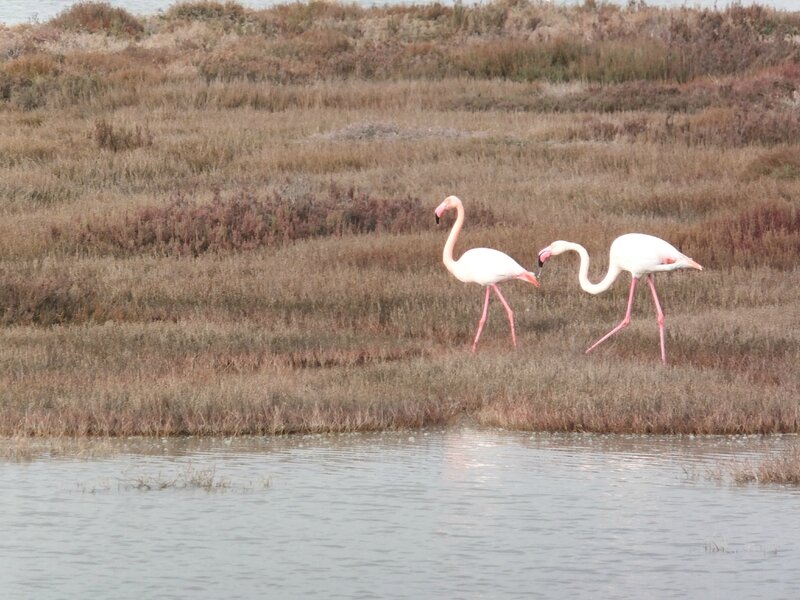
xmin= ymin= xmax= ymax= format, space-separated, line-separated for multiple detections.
xmin=687 ymin=258 xmax=703 ymax=270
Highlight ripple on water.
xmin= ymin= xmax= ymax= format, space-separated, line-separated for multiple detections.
xmin=1 ymin=430 xmax=800 ymax=599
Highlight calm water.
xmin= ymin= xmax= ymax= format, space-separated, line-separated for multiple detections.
xmin=1 ymin=429 xmax=799 ymax=599
xmin=1 ymin=0 xmax=798 ymax=26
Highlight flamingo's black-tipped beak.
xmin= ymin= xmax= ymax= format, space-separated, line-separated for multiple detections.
xmin=434 ymin=200 xmax=449 ymax=225
xmin=537 ymin=247 xmax=552 ymax=269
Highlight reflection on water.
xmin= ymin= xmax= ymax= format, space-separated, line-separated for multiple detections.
xmin=1 ymin=430 xmax=799 ymax=599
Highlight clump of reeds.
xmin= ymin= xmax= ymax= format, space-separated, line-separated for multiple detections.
xmin=93 ymin=118 xmax=153 ymax=152
xmin=127 ymin=464 xmax=232 ymax=491
xmin=731 ymin=449 xmax=800 ymax=485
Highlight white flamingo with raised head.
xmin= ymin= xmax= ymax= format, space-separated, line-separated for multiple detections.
xmin=435 ymin=195 xmax=540 ymax=352
xmin=537 ymin=233 xmax=702 ymax=363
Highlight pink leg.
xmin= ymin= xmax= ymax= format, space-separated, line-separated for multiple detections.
xmin=471 ymin=286 xmax=492 ymax=353
xmin=646 ymin=274 xmax=667 ymax=364
xmin=586 ymin=276 xmax=639 ymax=355
xmin=491 ymin=284 xmax=517 ymax=348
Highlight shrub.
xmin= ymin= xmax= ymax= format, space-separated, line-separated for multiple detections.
xmin=49 ymin=2 xmax=144 ymax=37
xmin=60 ymin=186 xmax=495 ymax=256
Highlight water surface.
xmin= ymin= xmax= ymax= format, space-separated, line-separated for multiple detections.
xmin=1 ymin=430 xmax=799 ymax=599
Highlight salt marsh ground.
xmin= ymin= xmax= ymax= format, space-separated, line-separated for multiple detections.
xmin=0 ymin=1 xmax=798 ymax=436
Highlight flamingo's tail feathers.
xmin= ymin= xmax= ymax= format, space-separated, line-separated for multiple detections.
xmin=518 ymin=271 xmax=540 ymax=288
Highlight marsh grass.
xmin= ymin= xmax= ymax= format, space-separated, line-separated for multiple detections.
xmin=0 ymin=1 xmax=798 ymax=437
xmin=126 ymin=464 xmax=233 ymax=491
xmin=74 ymin=464 xmax=272 ymax=493
xmin=54 ymin=185 xmax=479 ymax=257
xmin=731 ymin=449 xmax=800 ymax=485
xmin=93 ymin=118 xmax=153 ymax=152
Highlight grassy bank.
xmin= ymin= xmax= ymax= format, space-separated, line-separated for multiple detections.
xmin=0 ymin=1 xmax=798 ymax=437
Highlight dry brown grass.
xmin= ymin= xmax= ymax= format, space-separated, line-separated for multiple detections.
xmin=0 ymin=1 xmax=798 ymax=437
xmin=49 ymin=2 xmax=144 ymax=37
xmin=731 ymin=448 xmax=800 ymax=485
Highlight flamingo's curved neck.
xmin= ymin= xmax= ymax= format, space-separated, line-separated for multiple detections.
xmin=564 ymin=242 xmax=621 ymax=295
xmin=442 ymin=201 xmax=464 ymax=273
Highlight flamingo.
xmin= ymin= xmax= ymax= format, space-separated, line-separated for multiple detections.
xmin=536 ymin=233 xmax=702 ymax=363
xmin=435 ymin=195 xmax=540 ymax=352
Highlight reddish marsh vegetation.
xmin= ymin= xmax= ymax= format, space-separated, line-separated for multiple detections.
xmin=0 ymin=1 xmax=798 ymax=438
xmin=53 ymin=186 xmax=463 ymax=256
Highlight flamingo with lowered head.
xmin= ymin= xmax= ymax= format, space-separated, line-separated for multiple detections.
xmin=435 ymin=195 xmax=540 ymax=352
xmin=537 ymin=233 xmax=702 ymax=363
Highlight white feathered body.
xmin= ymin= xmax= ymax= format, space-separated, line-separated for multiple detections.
xmin=610 ymin=233 xmax=696 ymax=278
xmin=450 ymin=248 xmax=528 ymax=286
